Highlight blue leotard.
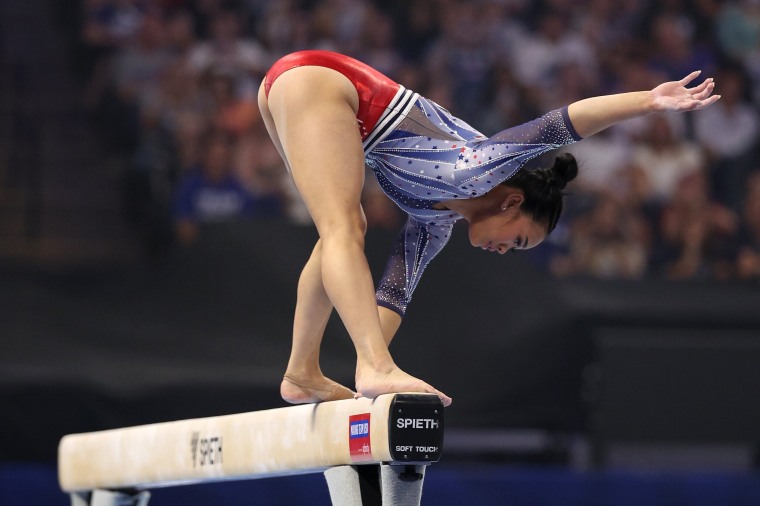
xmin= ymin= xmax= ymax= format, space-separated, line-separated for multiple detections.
xmin=368 ymin=96 xmax=581 ymax=316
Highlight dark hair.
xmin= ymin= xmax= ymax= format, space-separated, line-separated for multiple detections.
xmin=504 ymin=153 xmax=578 ymax=235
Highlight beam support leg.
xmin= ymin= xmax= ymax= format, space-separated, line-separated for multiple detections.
xmin=324 ymin=464 xmax=426 ymax=505
xmin=380 ymin=464 xmax=425 ymax=505
xmin=70 ymin=490 xmax=151 ymax=506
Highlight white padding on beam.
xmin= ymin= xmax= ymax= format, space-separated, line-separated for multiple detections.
xmin=59 ymin=393 xmax=436 ymax=492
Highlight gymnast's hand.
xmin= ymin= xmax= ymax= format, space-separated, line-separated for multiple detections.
xmin=650 ymin=71 xmax=720 ymax=113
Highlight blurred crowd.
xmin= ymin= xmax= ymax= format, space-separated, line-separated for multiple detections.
xmin=73 ymin=0 xmax=760 ymax=280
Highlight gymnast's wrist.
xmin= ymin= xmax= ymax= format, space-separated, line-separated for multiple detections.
xmin=642 ymin=90 xmax=660 ymax=114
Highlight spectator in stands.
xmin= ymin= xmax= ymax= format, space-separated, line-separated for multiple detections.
xmin=646 ymin=13 xmax=716 ymax=81
xmin=312 ymin=0 xmax=373 ymax=54
xmin=164 ymin=8 xmax=197 ymax=60
xmin=205 ymin=68 xmax=259 ymax=138
xmin=173 ymin=131 xmax=278 ymax=244
xmin=653 ymin=170 xmax=738 ymax=280
xmin=509 ymin=9 xmax=597 ymax=92
xmin=356 ymin=8 xmax=403 ymax=79
xmin=562 ymin=135 xmax=634 ymax=205
xmin=142 ymin=60 xmax=207 ymax=170
xmin=256 ymin=0 xmax=313 ymax=56
xmin=628 ymin=115 xmax=706 ymax=205
xmin=186 ymin=0 xmax=227 ymax=39
xmin=127 ymin=105 xmax=179 ymax=224
xmin=541 ymin=61 xmax=599 ymax=111
xmin=715 ymin=0 xmax=760 ymax=63
xmin=186 ymin=9 xmax=270 ymax=96
xmin=82 ymin=0 xmax=146 ymax=50
xmin=391 ymin=0 xmax=441 ymax=63
xmin=479 ymin=64 xmax=541 ymax=135
xmin=576 ymin=0 xmax=646 ymax=51
xmin=107 ymin=12 xmax=173 ymax=151
xmin=234 ymin=128 xmax=291 ymax=216
xmin=79 ymin=0 xmax=150 ymax=98
xmin=736 ymin=171 xmax=760 ymax=279
xmin=694 ymin=67 xmax=759 ymax=208
xmin=112 ymin=12 xmax=172 ymax=110
xmin=425 ymin=1 xmax=497 ymax=119
xmin=550 ymin=194 xmax=650 ymax=279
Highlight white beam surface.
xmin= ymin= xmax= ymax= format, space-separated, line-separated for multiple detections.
xmin=59 ymin=393 xmax=436 ymax=492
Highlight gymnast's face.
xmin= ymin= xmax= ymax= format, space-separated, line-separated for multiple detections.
xmin=467 ymin=196 xmax=546 ymax=255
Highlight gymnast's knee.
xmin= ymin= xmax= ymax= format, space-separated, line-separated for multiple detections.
xmin=316 ymin=210 xmax=367 ymax=248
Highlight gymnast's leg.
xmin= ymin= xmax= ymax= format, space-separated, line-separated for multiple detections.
xmin=260 ymin=83 xmax=353 ymax=403
xmin=281 ymin=239 xmax=402 ymax=402
xmin=263 ymin=66 xmax=450 ymax=405
xmin=284 ymin=239 xmax=356 ymax=402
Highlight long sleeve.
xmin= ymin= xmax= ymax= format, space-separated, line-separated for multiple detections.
xmin=486 ymin=107 xmax=582 ymax=146
xmin=376 ymin=217 xmax=454 ymax=316
xmin=455 ymin=107 xmax=582 ymax=188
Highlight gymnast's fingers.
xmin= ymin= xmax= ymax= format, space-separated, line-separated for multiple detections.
xmin=689 ymin=77 xmax=713 ymax=95
xmin=678 ymin=70 xmax=702 ymax=86
xmin=694 ymin=93 xmax=721 ymax=110
xmin=695 ymin=84 xmax=715 ymax=101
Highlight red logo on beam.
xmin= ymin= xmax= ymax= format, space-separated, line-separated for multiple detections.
xmin=349 ymin=413 xmax=372 ymax=462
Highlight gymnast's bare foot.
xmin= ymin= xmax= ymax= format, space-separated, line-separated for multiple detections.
xmin=281 ymin=372 xmax=356 ymax=404
xmin=355 ymin=366 xmax=452 ymax=407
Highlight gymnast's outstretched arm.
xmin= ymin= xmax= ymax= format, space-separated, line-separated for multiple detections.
xmin=567 ymin=71 xmax=720 ymax=139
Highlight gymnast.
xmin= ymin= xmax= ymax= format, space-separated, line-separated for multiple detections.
xmin=257 ymin=50 xmax=719 ymax=407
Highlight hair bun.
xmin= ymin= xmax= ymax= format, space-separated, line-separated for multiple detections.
xmin=549 ymin=153 xmax=578 ymax=190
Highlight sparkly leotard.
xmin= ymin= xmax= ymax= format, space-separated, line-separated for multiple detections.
xmin=265 ymin=51 xmax=582 ymax=316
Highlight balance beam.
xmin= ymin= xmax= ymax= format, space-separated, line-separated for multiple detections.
xmin=58 ymin=393 xmax=444 ymax=495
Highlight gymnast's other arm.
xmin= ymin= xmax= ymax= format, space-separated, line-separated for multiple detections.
xmin=567 ymin=70 xmax=720 ymax=139
xmin=372 ymin=216 xmax=454 ymax=346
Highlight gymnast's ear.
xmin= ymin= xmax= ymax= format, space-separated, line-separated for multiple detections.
xmin=500 ymin=193 xmax=525 ymax=212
